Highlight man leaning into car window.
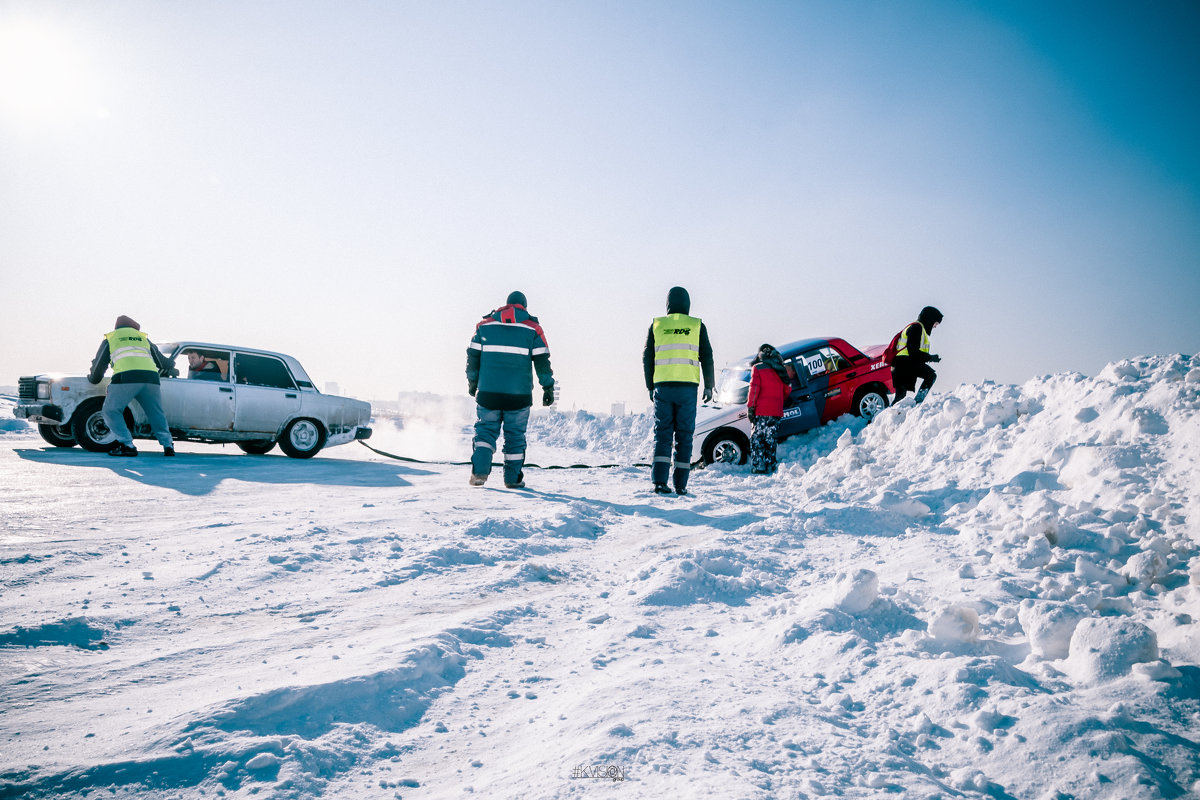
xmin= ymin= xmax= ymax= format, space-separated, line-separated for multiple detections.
xmin=88 ymin=315 xmax=176 ymax=457
xmin=187 ymin=351 xmax=223 ymax=381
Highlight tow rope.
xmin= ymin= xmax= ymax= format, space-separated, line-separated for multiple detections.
xmin=358 ymin=439 xmax=653 ymax=470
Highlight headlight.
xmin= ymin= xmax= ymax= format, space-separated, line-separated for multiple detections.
xmin=37 ymin=382 xmax=51 ymax=400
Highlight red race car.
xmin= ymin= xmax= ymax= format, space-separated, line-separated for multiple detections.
xmin=694 ymin=336 xmax=895 ymax=465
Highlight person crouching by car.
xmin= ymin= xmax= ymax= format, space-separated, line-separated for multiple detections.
xmin=891 ymin=306 xmax=943 ymax=404
xmin=747 ymin=343 xmax=790 ymax=474
xmin=465 ymin=291 xmax=555 ymax=489
xmin=88 ymin=315 xmax=175 ymax=457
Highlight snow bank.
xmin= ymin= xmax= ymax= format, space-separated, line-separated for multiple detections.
xmin=3 ymin=353 xmax=1198 ymax=800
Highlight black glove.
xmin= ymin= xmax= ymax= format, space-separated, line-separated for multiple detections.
xmin=747 ymin=410 xmax=757 ymax=424
xmin=468 ymin=380 xmax=477 ymax=396
xmin=649 ymin=387 xmax=655 ymax=402
xmin=702 ymin=387 xmax=713 ymax=403
xmin=929 ymin=354 xmax=941 ymax=363
xmin=542 ymin=384 xmax=555 ymax=406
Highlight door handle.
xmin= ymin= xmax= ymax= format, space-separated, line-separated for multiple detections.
xmin=285 ymin=393 xmax=297 ymax=398
xmin=845 ymin=372 xmax=857 ymax=378
xmin=220 ymin=387 xmax=232 ymax=393
xmin=797 ymin=394 xmax=811 ymax=401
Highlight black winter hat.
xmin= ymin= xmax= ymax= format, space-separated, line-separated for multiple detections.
xmin=506 ymin=291 xmax=527 ymax=307
xmin=666 ymin=286 xmax=691 ymax=314
xmin=918 ymin=306 xmax=943 ymax=328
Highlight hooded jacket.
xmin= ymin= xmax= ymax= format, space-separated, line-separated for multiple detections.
xmin=466 ymin=303 xmax=554 ymax=411
xmin=894 ymin=306 xmax=943 ymax=365
xmin=642 ymin=287 xmax=715 ymax=391
xmin=88 ymin=316 xmax=170 ymax=385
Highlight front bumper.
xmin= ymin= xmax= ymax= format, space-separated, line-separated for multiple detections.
xmin=14 ymin=403 xmax=64 ymax=423
xmin=355 ymin=427 xmax=372 ymax=440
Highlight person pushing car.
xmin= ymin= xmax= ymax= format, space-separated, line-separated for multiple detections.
xmin=88 ymin=315 xmax=175 ymax=457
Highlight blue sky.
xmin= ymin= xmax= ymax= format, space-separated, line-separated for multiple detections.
xmin=2 ymin=1 xmax=1197 ymax=411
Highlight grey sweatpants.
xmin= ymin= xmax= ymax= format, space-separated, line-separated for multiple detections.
xmin=103 ymin=382 xmax=173 ymax=448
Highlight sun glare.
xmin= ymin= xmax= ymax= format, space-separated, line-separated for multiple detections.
xmin=0 ymin=15 xmax=101 ymax=126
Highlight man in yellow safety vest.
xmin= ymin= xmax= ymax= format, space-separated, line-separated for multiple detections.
xmin=891 ymin=306 xmax=943 ymax=404
xmin=88 ymin=315 xmax=176 ymax=457
xmin=642 ymin=286 xmax=714 ymax=496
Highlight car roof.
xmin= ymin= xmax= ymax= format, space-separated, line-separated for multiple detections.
xmin=725 ymin=337 xmax=868 ymax=368
xmin=162 ymin=342 xmax=315 ymax=384
xmin=165 ymin=341 xmax=288 ymax=358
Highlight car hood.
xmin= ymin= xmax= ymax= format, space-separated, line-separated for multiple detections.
xmin=695 ymin=403 xmax=740 ymax=433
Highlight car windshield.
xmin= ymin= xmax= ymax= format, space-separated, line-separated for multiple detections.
xmin=715 ymin=367 xmax=751 ymax=405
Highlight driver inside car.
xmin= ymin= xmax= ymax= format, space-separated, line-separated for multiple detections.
xmin=187 ymin=351 xmax=224 ymax=381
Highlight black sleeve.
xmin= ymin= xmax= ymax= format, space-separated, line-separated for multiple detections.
xmin=88 ymin=340 xmax=110 ymax=384
xmin=699 ymin=323 xmax=715 ymax=390
xmin=643 ymin=325 xmax=656 ymax=390
xmin=149 ymin=340 xmax=171 ymax=374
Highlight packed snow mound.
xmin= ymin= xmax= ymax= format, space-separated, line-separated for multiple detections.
xmin=3 ymin=353 xmax=1199 ymax=800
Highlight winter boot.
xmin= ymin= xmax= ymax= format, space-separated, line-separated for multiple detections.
xmin=164 ymin=447 xmax=176 ymax=457
xmin=505 ymin=472 xmax=526 ymax=489
xmin=653 ymin=483 xmax=673 ymax=495
xmin=108 ymin=443 xmax=138 ymax=457
xmin=914 ymin=386 xmax=930 ymax=404
xmin=469 ymin=473 xmax=488 ymax=486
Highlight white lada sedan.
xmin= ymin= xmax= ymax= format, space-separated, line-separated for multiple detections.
xmin=13 ymin=342 xmax=372 ymax=458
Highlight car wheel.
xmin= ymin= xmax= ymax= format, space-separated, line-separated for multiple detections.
xmin=38 ymin=423 xmax=77 ymax=448
xmin=71 ymin=398 xmax=134 ymax=452
xmin=278 ymin=418 xmax=325 ymax=459
xmin=702 ymin=428 xmax=749 ymax=465
xmin=854 ymin=387 xmax=889 ymax=420
xmin=237 ymin=440 xmax=276 ymax=455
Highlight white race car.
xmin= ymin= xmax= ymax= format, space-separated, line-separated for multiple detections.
xmin=14 ymin=341 xmax=372 ymax=458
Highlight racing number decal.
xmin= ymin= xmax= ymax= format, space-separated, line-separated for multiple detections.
xmin=804 ymin=353 xmax=826 ymax=376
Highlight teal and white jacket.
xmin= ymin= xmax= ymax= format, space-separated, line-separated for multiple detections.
xmin=466 ymin=304 xmax=554 ymax=410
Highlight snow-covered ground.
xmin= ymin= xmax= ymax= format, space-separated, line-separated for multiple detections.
xmin=2 ymin=354 xmax=1198 ymax=799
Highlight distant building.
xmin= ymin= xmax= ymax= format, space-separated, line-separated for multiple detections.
xmin=610 ymin=402 xmax=625 ymax=417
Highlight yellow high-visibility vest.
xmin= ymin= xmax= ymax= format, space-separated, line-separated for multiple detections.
xmin=895 ymin=322 xmax=930 ymax=358
xmin=104 ymin=328 xmax=157 ymax=374
xmin=652 ymin=314 xmax=702 ymax=383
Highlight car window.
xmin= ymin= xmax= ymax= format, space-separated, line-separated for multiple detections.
xmin=171 ymin=348 xmax=230 ymax=382
xmin=783 ymin=358 xmax=807 ymax=387
xmin=715 ymin=367 xmax=751 ymax=405
xmin=234 ymin=353 xmax=297 ymax=390
xmin=798 ymin=350 xmax=827 ymax=379
xmin=800 ymin=347 xmax=849 ymax=378
xmin=820 ymin=346 xmax=851 ymax=372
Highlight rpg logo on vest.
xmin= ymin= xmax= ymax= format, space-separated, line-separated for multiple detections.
xmin=652 ymin=314 xmax=702 ymax=384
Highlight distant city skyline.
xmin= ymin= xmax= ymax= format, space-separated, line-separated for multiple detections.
xmin=2 ymin=1 xmax=1197 ymax=412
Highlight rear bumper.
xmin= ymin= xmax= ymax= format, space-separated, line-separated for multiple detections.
xmin=14 ymin=403 xmax=64 ymax=423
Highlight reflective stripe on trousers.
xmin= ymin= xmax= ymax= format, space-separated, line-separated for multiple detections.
xmin=471 ymin=405 xmax=530 ymax=484
xmin=651 ymin=384 xmax=696 ymax=491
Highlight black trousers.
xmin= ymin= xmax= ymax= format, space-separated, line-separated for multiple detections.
xmin=892 ymin=358 xmax=937 ymax=402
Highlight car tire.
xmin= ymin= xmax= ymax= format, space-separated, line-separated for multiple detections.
xmin=237 ymin=440 xmax=276 ymax=455
xmin=278 ymin=418 xmax=325 ymax=459
xmin=71 ymin=398 xmax=134 ymax=452
xmin=38 ymin=423 xmax=77 ymax=448
xmin=702 ymin=428 xmax=749 ymax=466
xmin=853 ymin=386 xmax=889 ymax=421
